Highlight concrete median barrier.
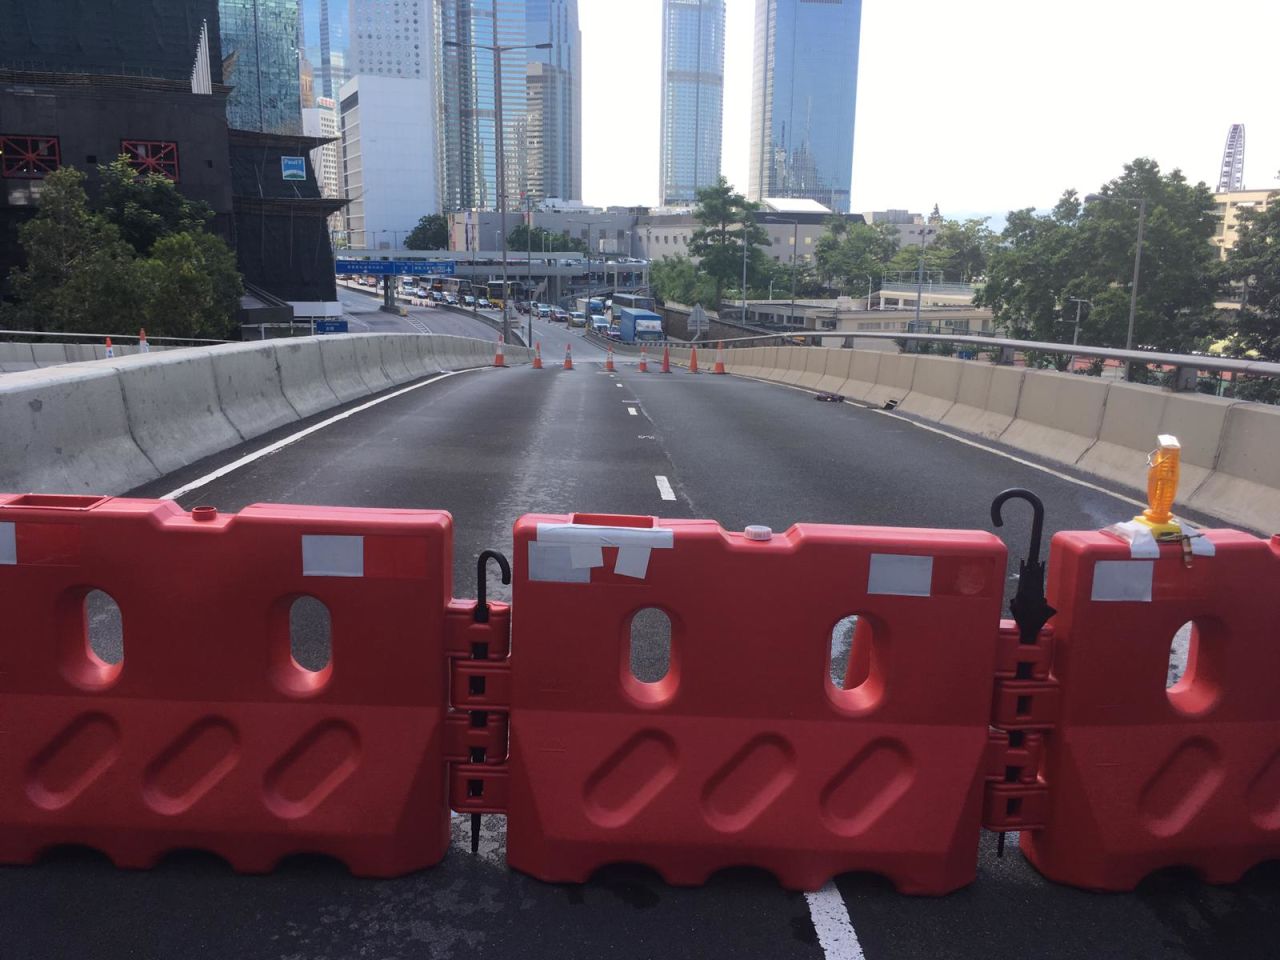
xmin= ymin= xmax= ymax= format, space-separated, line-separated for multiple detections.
xmin=111 ymin=349 xmax=244 ymax=476
xmin=0 ymin=364 xmax=159 ymax=494
xmin=999 ymin=370 xmax=1109 ymax=465
xmin=1186 ymin=402 xmax=1280 ymax=534
xmin=276 ymin=339 xmax=342 ymax=419
xmin=897 ymin=356 xmax=962 ymax=421
xmin=377 ymin=336 xmax=417 ymax=384
xmin=814 ymin=349 xmax=853 ymax=395
xmin=31 ymin=344 xmax=70 ymax=367
xmin=864 ymin=353 xmax=917 ymax=408
xmin=795 ymin=348 xmax=830 ymax=389
xmin=351 ymin=335 xmax=395 ymax=392
xmin=317 ymin=337 xmax=368 ymax=402
xmin=940 ymin=364 xmax=1023 ymax=439
xmin=838 ymin=349 xmax=882 ymax=401
xmin=0 ymin=342 xmax=37 ymax=372
xmin=749 ymin=346 xmax=779 ymax=380
xmin=776 ymin=347 xmax=809 ymax=385
xmin=210 ymin=342 xmax=300 ymax=439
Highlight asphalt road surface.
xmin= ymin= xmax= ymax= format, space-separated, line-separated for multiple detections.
xmin=5 ymin=349 xmax=1276 ymax=959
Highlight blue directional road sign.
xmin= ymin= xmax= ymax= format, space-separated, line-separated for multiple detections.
xmin=334 ymin=259 xmax=457 ymax=277
xmin=315 ymin=319 xmax=349 ymax=334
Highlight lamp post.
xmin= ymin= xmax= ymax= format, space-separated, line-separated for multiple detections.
xmin=913 ymin=227 xmax=936 ymax=331
xmin=764 ymin=216 xmax=799 ymax=328
xmin=1065 ymin=297 xmax=1092 ymax=346
xmin=444 ymin=37 xmax=552 ymax=344
xmin=568 ymin=217 xmax=607 ymax=302
xmin=1084 ymin=192 xmax=1148 ymax=375
xmin=866 ymin=275 xmax=874 ymax=311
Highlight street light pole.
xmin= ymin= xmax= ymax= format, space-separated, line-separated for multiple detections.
xmin=914 ymin=227 xmax=935 ymax=331
xmin=763 ymin=215 xmax=799 ymax=327
xmin=1084 ymin=193 xmax=1148 ymax=379
xmin=1066 ymin=297 xmax=1091 ymax=346
xmin=740 ymin=219 xmax=748 ymax=323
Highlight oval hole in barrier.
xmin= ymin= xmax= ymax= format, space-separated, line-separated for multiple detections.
xmin=1167 ymin=620 xmax=1193 ymax=690
xmin=629 ymin=607 xmax=671 ymax=684
xmin=1166 ymin=619 xmax=1222 ymax=717
xmin=289 ymin=596 xmax=332 ymax=673
xmin=829 ymin=614 xmax=872 ymax=691
xmin=85 ymin=590 xmax=123 ymax=667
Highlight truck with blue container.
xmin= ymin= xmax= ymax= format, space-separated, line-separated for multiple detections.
xmin=618 ymin=308 xmax=665 ymax=344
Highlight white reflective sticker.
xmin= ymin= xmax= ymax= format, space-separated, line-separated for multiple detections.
xmin=302 ymin=535 xmax=364 ymax=577
xmin=536 ymin=523 xmax=675 ymax=580
xmin=1091 ymin=560 xmax=1153 ymax=602
xmin=0 ymin=522 xmax=14 ymax=565
xmin=528 ymin=542 xmax=591 ymax=583
xmin=867 ymin=554 xmax=933 ymax=597
xmin=614 ymin=546 xmax=653 ymax=579
xmin=569 ymin=544 xmax=604 ymax=569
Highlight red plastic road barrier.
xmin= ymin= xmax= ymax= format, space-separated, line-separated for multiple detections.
xmin=0 ymin=494 xmax=458 ymax=876
xmin=104 ymin=337 xmax=114 ymax=359
xmin=1021 ymin=529 xmax=1280 ymax=890
xmin=506 ymin=513 xmax=1007 ymax=893
xmin=532 ymin=341 xmax=543 ymax=369
xmin=661 ymin=345 xmax=671 ymax=374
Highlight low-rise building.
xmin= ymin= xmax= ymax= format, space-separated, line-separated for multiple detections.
xmin=1212 ymin=189 xmax=1274 ymax=260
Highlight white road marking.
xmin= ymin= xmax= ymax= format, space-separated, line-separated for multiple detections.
xmin=159 ymin=370 xmax=472 ymax=500
xmin=805 ymin=882 xmax=865 ymax=960
xmin=616 ymin=382 xmax=624 ymax=387
xmin=628 ymin=407 xmax=638 ymax=416
xmin=655 ymin=475 xmax=676 ymax=501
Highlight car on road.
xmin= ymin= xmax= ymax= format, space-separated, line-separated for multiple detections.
xmin=605 ymin=326 xmax=623 ymax=341
xmin=537 ymin=304 xmax=551 ymax=319
xmin=463 ymin=295 xmax=476 ymax=307
xmin=590 ymin=317 xmax=610 ymax=336
xmin=552 ymin=308 xmax=570 ymax=323
xmin=477 ymin=297 xmax=492 ymax=309
xmin=569 ymin=311 xmax=587 ymax=328
xmin=444 ymin=293 xmax=459 ymax=306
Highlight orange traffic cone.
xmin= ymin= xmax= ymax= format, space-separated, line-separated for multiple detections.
xmin=139 ymin=328 xmax=150 ymax=354
xmin=605 ymin=346 xmax=615 ymax=372
xmin=104 ymin=337 xmax=114 ymax=359
xmin=493 ymin=335 xmax=507 ymax=367
xmin=689 ymin=346 xmax=700 ymax=374
xmin=712 ymin=341 xmax=726 ymax=374
xmin=563 ymin=343 xmax=574 ymax=370
xmin=532 ymin=341 xmax=543 ymax=369
xmin=661 ymin=344 xmax=671 ymax=374
xmin=639 ymin=346 xmax=649 ymax=373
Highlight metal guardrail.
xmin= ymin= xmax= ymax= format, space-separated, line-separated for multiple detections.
xmin=0 ymin=329 xmax=231 ymax=345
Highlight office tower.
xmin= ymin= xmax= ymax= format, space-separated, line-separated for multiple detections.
xmin=298 ymin=0 xmax=350 ymax=97
xmin=660 ymin=0 xmax=724 ymax=207
xmin=525 ymin=0 xmax=582 ymax=203
xmin=220 ymin=0 xmax=304 ymax=134
xmin=748 ymin=0 xmax=861 ymax=213
xmin=349 ymin=0 xmax=431 ymax=79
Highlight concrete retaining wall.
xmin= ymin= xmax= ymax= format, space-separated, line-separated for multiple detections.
xmin=1 ymin=333 xmax=513 ymax=496
xmin=728 ymin=345 xmax=1279 ymax=534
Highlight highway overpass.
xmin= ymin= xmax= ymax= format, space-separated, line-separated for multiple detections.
xmin=1 ymin=314 xmax=1277 ymax=960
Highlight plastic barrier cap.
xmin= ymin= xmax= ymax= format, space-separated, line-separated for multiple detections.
xmin=744 ymin=525 xmax=773 ymax=541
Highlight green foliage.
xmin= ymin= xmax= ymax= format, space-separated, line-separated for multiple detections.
xmin=6 ymin=164 xmax=242 ymax=338
xmin=404 ymin=213 xmax=449 ymax=250
xmin=977 ymin=158 xmax=1225 ymax=352
xmin=687 ymin=176 xmax=770 ymax=307
xmin=1226 ymin=182 xmax=1280 ymax=361
xmin=650 ymin=254 xmax=716 ymax=307
xmin=813 ymin=218 xmax=898 ymax=294
xmin=507 ymin=222 xmax=586 ymax=254
xmin=96 ymin=157 xmax=214 ymax=255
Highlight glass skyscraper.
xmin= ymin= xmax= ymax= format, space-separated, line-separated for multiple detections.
xmin=434 ymin=0 xmax=581 ymax=212
xmin=748 ymin=0 xmax=861 ymax=213
xmin=525 ymin=0 xmax=581 ymax=203
xmin=220 ymin=0 xmax=304 ymax=134
xmin=660 ymin=0 xmax=724 ymax=208
xmin=299 ymin=0 xmax=349 ymax=99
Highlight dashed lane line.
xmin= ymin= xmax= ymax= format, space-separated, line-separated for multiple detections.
xmin=805 ymin=883 xmax=866 ymax=960
xmin=655 ymin=475 xmax=677 ymax=501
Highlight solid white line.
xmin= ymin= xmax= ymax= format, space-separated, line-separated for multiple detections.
xmin=627 ymin=407 xmax=638 ymax=416
xmin=159 ymin=370 xmax=471 ymax=500
xmin=655 ymin=475 xmax=676 ymax=501
xmin=805 ymin=883 xmax=865 ymax=960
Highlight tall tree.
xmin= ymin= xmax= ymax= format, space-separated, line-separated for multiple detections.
xmin=978 ymin=158 xmax=1224 ymax=351
xmin=506 ymin=223 xmax=586 ymax=254
xmin=96 ymin=156 xmax=215 ymax=255
xmin=405 ymin=213 xmax=449 ymax=250
xmin=813 ymin=217 xmax=898 ymax=295
xmin=687 ymin=176 xmax=770 ymax=308
xmin=1225 ymin=180 xmax=1280 ymax=360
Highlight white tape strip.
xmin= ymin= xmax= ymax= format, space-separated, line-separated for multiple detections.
xmin=867 ymin=554 xmax=933 ymax=597
xmin=0 ymin=522 xmax=14 ymax=565
xmin=535 ymin=523 xmax=675 ymax=580
xmin=1104 ymin=520 xmax=1217 ymax=559
xmin=1091 ymin=560 xmax=1153 ymax=602
xmin=302 ymin=535 xmax=364 ymax=577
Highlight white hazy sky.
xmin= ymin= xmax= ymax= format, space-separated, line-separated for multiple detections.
xmin=579 ymin=0 xmax=1280 ymax=219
